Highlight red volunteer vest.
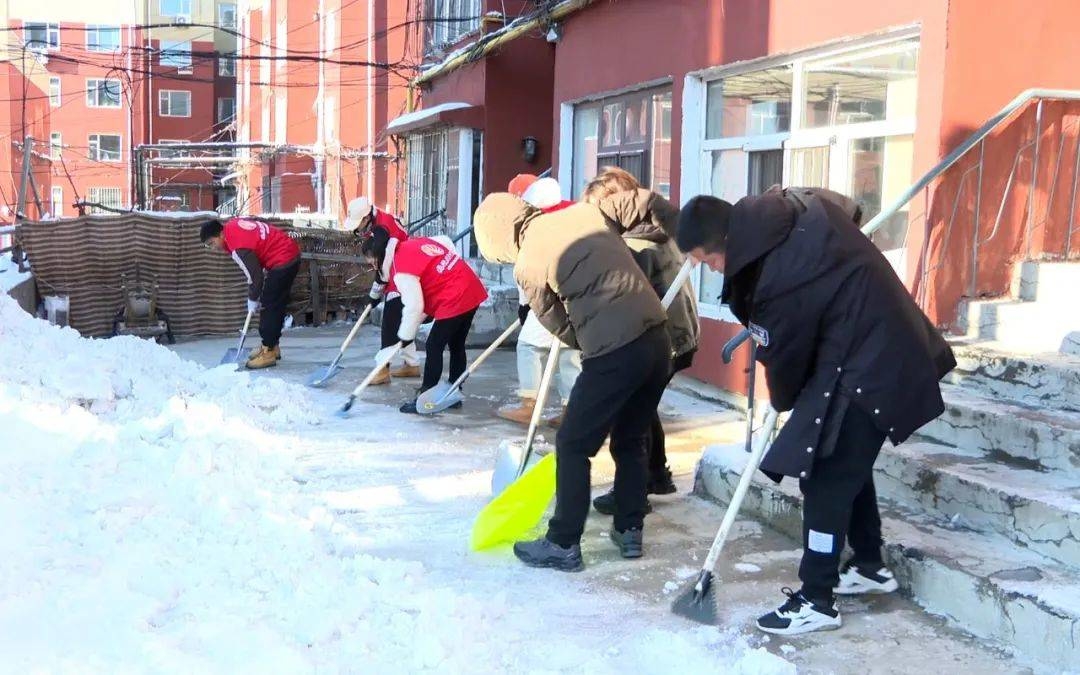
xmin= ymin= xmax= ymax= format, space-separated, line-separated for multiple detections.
xmin=223 ymin=218 xmax=300 ymax=270
xmin=391 ymin=237 xmax=488 ymax=319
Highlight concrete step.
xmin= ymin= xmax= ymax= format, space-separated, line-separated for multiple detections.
xmin=957 ymin=297 xmax=1080 ymax=354
xmin=874 ymin=440 xmax=1080 ymax=567
xmin=919 ymin=383 xmax=1080 ymax=472
xmin=695 ymin=446 xmax=1080 ymax=671
xmin=945 ymin=342 xmax=1080 ymax=412
xmin=1016 ymin=260 xmax=1080 ymax=306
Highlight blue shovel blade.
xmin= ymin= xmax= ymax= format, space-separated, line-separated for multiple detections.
xmin=220 ymin=348 xmax=242 ymax=366
xmin=307 ymin=363 xmax=344 ymax=387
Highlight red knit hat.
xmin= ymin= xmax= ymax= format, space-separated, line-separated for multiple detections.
xmin=507 ymin=173 xmax=539 ymax=197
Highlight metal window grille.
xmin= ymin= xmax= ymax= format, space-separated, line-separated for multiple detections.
xmin=405 ymin=128 xmax=454 ymax=239
xmin=88 ymin=187 xmax=122 ymax=213
xmin=424 ymin=0 xmax=481 ymax=53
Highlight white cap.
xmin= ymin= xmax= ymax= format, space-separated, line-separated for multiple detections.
xmin=522 ymin=178 xmax=563 ymax=210
xmin=344 ymin=196 xmax=373 ymax=230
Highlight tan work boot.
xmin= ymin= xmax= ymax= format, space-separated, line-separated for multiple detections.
xmin=544 ymin=406 xmax=566 ymax=428
xmin=497 ymin=397 xmax=536 ymax=425
xmin=271 ymin=345 xmax=282 ymax=361
xmin=246 ymin=345 xmax=278 ymax=370
xmin=369 ymin=364 xmax=391 ymax=386
xmin=390 ymin=363 xmax=422 ymax=378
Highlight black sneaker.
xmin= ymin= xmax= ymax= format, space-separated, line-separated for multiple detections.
xmin=610 ymin=527 xmax=643 ymax=559
xmin=647 ymin=468 xmax=677 ymax=495
xmin=592 ymin=489 xmax=653 ymax=516
xmin=756 ymin=587 xmax=841 ymax=636
xmin=835 ymin=560 xmax=899 ymax=595
xmin=513 ymin=537 xmax=584 ymax=572
xmin=399 ymin=399 xmax=419 ymax=414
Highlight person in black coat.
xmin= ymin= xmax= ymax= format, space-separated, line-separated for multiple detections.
xmin=677 ymin=189 xmax=955 ymax=636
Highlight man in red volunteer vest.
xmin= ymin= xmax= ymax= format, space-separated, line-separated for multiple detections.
xmin=201 ymin=217 xmax=301 ymax=369
xmin=345 ymin=196 xmax=421 ymax=384
xmin=361 ymin=227 xmax=488 ymax=414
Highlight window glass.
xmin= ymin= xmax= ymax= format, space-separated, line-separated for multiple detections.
xmin=24 ymin=22 xmax=60 ymax=50
xmin=87 ymin=26 xmax=121 ymax=52
xmin=803 ymin=40 xmax=919 ymax=128
xmin=706 ymin=66 xmax=793 ymax=139
xmin=87 ymin=79 xmax=122 ymax=108
xmin=849 ymin=134 xmax=914 ymax=251
xmin=160 ymin=41 xmax=192 ymax=70
xmin=571 ymin=105 xmax=599 ymax=198
xmin=89 ymin=134 xmax=122 ymax=162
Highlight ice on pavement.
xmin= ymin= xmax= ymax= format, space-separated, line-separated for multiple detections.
xmin=0 ymin=294 xmax=793 ymax=674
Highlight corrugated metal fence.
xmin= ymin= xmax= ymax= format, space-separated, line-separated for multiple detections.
xmin=18 ymin=213 xmax=371 ymax=337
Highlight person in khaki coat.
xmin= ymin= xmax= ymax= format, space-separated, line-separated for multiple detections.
xmin=583 ymin=176 xmax=700 ymax=515
xmin=473 ymin=192 xmax=671 ymax=570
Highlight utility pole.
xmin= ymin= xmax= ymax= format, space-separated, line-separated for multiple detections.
xmin=12 ymin=135 xmax=34 ymax=271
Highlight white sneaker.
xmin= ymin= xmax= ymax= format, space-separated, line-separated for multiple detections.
xmin=756 ymin=588 xmax=842 ymax=636
xmin=835 ymin=561 xmax=899 ymax=595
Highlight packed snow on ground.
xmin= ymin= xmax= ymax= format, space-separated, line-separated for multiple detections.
xmin=0 ymin=294 xmax=794 ymax=674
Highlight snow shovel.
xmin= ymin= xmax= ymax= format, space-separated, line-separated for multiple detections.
xmin=337 ymin=342 xmax=403 ymax=417
xmin=469 ymin=336 xmax=563 ymax=551
xmin=416 ymin=320 xmax=521 ymax=414
xmin=220 ymin=308 xmax=255 ymax=366
xmin=307 ymin=303 xmax=374 ymax=387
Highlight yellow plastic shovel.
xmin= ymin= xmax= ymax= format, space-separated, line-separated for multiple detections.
xmin=470 ymin=452 xmax=556 ymax=550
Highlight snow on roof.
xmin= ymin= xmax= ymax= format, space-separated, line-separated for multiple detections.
xmin=385 ymin=102 xmax=473 ymax=134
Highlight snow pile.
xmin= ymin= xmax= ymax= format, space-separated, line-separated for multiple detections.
xmin=0 ymin=295 xmax=794 ymax=673
xmin=0 ymin=252 xmax=30 ymax=292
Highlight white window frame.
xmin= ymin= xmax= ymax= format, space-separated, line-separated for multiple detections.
xmin=88 ymin=187 xmax=122 ymax=213
xmin=23 ymin=22 xmax=59 ymax=51
xmin=50 ymin=131 xmax=62 ymax=159
xmin=218 ymin=2 xmax=237 ymax=29
xmin=425 ymin=0 xmax=482 ymax=52
xmin=159 ymin=0 xmax=191 ymax=21
xmin=217 ymin=97 xmax=236 ymax=123
xmin=86 ymin=25 xmax=121 ymax=52
xmin=218 ymin=54 xmax=236 ymax=77
xmin=88 ymin=133 xmax=122 ymax=162
xmin=158 ymin=89 xmax=192 ymax=117
xmin=160 ymin=40 xmax=192 ymax=72
xmin=679 ymin=27 xmax=920 ymax=321
xmin=86 ymin=78 xmax=122 ymax=108
xmin=48 ymin=77 xmax=61 ymax=107
xmin=51 ymin=186 xmax=63 ymax=218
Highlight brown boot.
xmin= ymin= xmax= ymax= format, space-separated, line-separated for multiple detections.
xmin=245 ymin=345 xmax=278 ymax=370
xmin=369 ymin=364 xmax=391 ymax=385
xmin=496 ymin=397 xmax=536 ymax=425
xmin=544 ymin=407 xmax=566 ymax=428
xmin=390 ymin=363 xmax=422 ymax=378
xmin=271 ymin=345 xmax=282 ymax=361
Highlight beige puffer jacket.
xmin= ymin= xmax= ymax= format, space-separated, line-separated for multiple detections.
xmin=473 ymin=192 xmax=667 ymax=359
xmin=594 ymin=189 xmax=700 ymax=359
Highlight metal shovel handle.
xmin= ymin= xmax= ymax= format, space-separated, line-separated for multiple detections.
xmin=434 ymin=320 xmax=521 ymax=406
xmin=516 ymin=335 xmax=563 ymax=478
xmin=233 ymin=309 xmax=255 ymax=361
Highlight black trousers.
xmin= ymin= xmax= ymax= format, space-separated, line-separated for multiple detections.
xmin=798 ymin=403 xmax=888 ymax=601
xmin=259 ymin=258 xmax=300 ymax=348
xmin=420 ymin=308 xmax=476 ymax=391
xmin=646 ymin=349 xmax=696 ymax=480
xmin=546 ymin=325 xmax=672 ymax=547
xmin=380 ymin=296 xmax=403 ymax=349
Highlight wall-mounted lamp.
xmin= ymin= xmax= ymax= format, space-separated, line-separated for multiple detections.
xmin=522 ymin=136 xmax=539 ymax=164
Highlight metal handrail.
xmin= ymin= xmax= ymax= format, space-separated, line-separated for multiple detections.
xmin=405 ymin=208 xmax=446 ymax=235
xmin=860 ymin=88 xmax=1080 ymax=237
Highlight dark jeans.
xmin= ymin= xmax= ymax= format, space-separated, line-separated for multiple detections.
xmin=259 ymin=257 xmax=300 ymax=348
xmin=420 ymin=308 xmax=476 ymax=391
xmin=646 ymin=349 xmax=696 ymax=480
xmin=798 ymin=403 xmax=888 ymax=602
xmin=381 ymin=296 xmax=403 ymax=349
xmin=546 ymin=326 xmax=672 ymax=547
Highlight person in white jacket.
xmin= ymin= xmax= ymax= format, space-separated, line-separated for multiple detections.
xmin=497 ymin=177 xmax=583 ymax=426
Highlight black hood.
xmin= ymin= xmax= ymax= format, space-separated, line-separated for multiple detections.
xmin=723 ymin=194 xmax=797 ymax=279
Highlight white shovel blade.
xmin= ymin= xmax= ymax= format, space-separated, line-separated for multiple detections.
xmin=416 ymin=383 xmax=463 ymax=415
xmin=491 ymin=439 xmax=554 ymax=496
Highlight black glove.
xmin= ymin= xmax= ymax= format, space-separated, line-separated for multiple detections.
xmin=517 ymin=304 xmax=530 ymax=326
xmin=399 ymin=339 xmax=414 ymax=349
xmin=364 ymin=295 xmax=382 ymax=309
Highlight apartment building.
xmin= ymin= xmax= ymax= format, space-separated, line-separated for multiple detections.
xmin=233 ymin=0 xmax=409 ymax=222
xmin=0 ymin=0 xmax=238 ymax=218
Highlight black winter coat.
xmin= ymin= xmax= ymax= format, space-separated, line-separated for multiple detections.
xmin=721 ymin=193 xmax=956 ymax=481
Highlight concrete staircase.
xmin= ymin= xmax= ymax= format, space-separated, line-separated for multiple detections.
xmin=693 ymin=260 xmax=1080 ymax=670
xmin=467 ymin=258 xmax=518 ymax=347
xmin=958 ymin=261 xmax=1080 ymax=356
